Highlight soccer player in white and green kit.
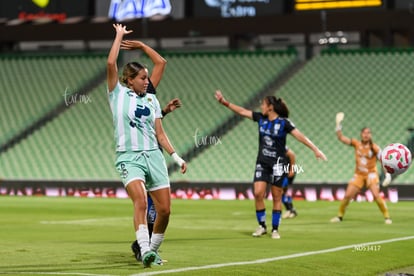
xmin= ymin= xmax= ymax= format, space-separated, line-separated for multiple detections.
xmin=107 ymin=23 xmax=187 ymax=268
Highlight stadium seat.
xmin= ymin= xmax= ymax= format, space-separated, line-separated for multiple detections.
xmin=2 ymin=49 xmax=413 ymax=184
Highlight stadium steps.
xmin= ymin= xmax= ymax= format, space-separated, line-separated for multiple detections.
xmin=138 ymin=50 xmax=298 ymax=157
xmin=0 ymin=50 xmax=298 ymax=180
xmin=169 ymin=58 xmax=305 ymax=181
xmin=171 ymin=48 xmax=414 ymax=184
xmin=0 ymin=54 xmax=107 ymax=152
xmin=276 ymin=48 xmax=414 ymax=184
xmin=4 ymin=49 xmax=412 ymax=184
xmin=0 ymin=82 xmax=117 ymax=180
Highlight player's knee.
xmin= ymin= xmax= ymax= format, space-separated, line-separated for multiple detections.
xmin=254 ymin=192 xmax=265 ymax=200
xmin=133 ymin=198 xmax=147 ymax=211
xmin=156 ymin=205 xmax=171 ymax=218
xmin=273 ymin=195 xmax=282 ymax=202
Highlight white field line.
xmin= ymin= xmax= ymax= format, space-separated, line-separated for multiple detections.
xmin=40 ymin=217 xmax=131 ymax=225
xmin=131 ymin=235 xmax=414 ymax=276
xmin=0 ymin=272 xmax=115 ymax=276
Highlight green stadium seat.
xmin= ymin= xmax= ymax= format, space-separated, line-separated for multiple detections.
xmin=0 ymin=54 xmax=107 ymax=146
xmin=2 ymin=49 xmax=413 ymax=185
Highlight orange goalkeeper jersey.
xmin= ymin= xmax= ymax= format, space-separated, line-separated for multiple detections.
xmin=351 ymin=139 xmax=380 ymax=175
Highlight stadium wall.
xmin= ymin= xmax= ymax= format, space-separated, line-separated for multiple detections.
xmin=0 ymin=180 xmax=412 ymax=202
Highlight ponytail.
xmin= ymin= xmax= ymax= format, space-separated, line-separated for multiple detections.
xmin=265 ymin=96 xmax=289 ymax=118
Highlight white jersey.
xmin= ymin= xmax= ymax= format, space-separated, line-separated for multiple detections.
xmin=108 ymin=82 xmax=162 ymax=152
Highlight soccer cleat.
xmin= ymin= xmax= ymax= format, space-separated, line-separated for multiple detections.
xmin=282 ymin=210 xmax=292 ymax=219
xmin=142 ymin=251 xmax=157 ymax=268
xmin=330 ymin=216 xmax=342 ymax=223
xmin=385 ymin=218 xmax=392 ymax=225
xmin=131 ymin=240 xmax=142 ymax=261
xmin=151 ymin=252 xmax=164 ymax=266
xmin=288 ymin=210 xmax=298 ymax=218
xmin=252 ymin=225 xmax=267 ymax=237
xmin=271 ymin=230 xmax=281 ymax=239
xmin=283 ymin=210 xmax=298 ymax=219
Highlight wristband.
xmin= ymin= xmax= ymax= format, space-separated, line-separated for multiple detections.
xmin=335 ymin=124 xmax=342 ymax=131
xmin=219 ymin=98 xmax=229 ymax=107
xmin=171 ymin=152 xmax=185 ymax=167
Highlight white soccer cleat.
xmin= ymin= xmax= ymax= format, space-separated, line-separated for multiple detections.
xmin=385 ymin=218 xmax=392 ymax=225
xmin=282 ymin=211 xmax=292 ymax=219
xmin=252 ymin=225 xmax=267 ymax=237
xmin=271 ymin=230 xmax=281 ymax=239
xmin=283 ymin=210 xmax=298 ymax=219
xmin=288 ymin=210 xmax=297 ymax=218
xmin=330 ymin=216 xmax=342 ymax=223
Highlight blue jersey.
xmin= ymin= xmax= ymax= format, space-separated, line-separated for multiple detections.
xmin=252 ymin=112 xmax=295 ymax=164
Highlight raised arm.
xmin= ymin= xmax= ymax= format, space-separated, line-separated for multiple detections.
xmin=335 ymin=112 xmax=352 ymax=145
xmin=120 ymin=40 xmax=167 ymax=88
xmin=336 ymin=129 xmax=352 ymax=145
xmin=290 ymin=128 xmax=327 ymax=160
xmin=215 ymin=90 xmax=253 ymax=119
xmin=107 ymin=24 xmax=133 ymax=92
xmin=162 ymin=98 xmax=182 ymax=117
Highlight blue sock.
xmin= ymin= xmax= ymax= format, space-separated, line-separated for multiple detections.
xmin=282 ymin=194 xmax=288 ymax=203
xmin=147 ymin=195 xmax=156 ymax=224
xmin=147 ymin=194 xmax=156 ymax=238
xmin=256 ymin=209 xmax=266 ymax=228
xmin=272 ymin=210 xmax=282 ymax=231
xmin=282 ymin=194 xmax=294 ymax=211
xmin=282 ymin=194 xmax=289 ymax=210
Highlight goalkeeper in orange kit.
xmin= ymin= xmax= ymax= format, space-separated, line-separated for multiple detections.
xmin=330 ymin=112 xmax=392 ymax=224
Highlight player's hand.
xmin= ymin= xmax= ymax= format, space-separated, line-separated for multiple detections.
xmin=335 ymin=112 xmax=344 ymax=131
xmin=172 ymin=152 xmax=186 ymax=174
xmin=215 ymin=90 xmax=225 ymax=102
xmin=113 ymin=24 xmax=133 ymax=36
xmin=163 ymin=98 xmax=182 ymax=114
xmin=315 ymin=149 xmax=328 ymax=161
xmin=382 ymin=173 xmax=392 ymax=187
xmin=120 ymin=40 xmax=145 ymax=50
xmin=181 ymin=162 xmax=187 ymax=174
xmin=215 ymin=90 xmax=229 ymax=106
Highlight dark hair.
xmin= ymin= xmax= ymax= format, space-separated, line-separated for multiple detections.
xmin=120 ymin=62 xmax=146 ymax=87
xmin=265 ymin=96 xmax=289 ymax=118
xmin=360 ymin=127 xmax=370 ymax=133
xmin=360 ymin=127 xmax=375 ymax=153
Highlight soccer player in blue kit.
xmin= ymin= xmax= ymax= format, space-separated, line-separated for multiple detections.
xmin=215 ymin=90 xmax=327 ymax=239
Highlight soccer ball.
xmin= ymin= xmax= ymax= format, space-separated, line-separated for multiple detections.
xmin=380 ymin=143 xmax=412 ymax=175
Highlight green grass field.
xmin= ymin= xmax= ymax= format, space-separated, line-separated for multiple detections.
xmin=0 ymin=197 xmax=414 ymax=276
